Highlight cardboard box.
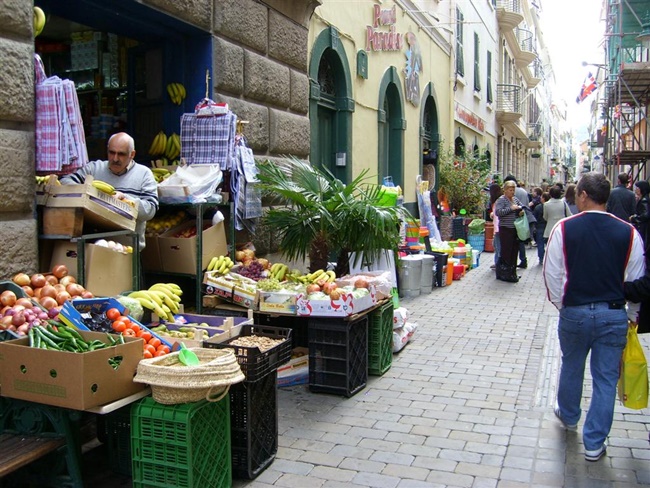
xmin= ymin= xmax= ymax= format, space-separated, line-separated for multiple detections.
xmin=258 ymin=291 xmax=297 ymax=315
xmin=44 ymin=175 xmax=138 ymax=235
xmin=150 ymin=315 xmax=253 ymax=349
xmin=202 ymin=271 xmax=257 ymax=309
xmin=50 ymin=241 xmax=133 ymax=297
xmin=140 ymin=235 xmax=162 ymax=272
xmin=0 ymin=330 xmax=145 ymax=410
xmin=277 ymin=347 xmax=309 ymax=387
xmin=158 ymin=220 xmax=227 ymax=275
xmin=295 ymin=286 xmax=377 ymax=317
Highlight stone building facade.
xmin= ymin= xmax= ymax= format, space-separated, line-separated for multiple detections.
xmin=0 ymin=0 xmax=320 ymax=278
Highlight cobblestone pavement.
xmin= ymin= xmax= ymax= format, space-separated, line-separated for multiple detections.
xmin=236 ymin=247 xmax=650 ymax=488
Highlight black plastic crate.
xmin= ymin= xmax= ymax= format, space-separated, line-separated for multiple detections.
xmin=103 ymin=405 xmax=132 ymax=476
xmin=368 ymin=301 xmax=393 ymax=376
xmin=230 ymin=372 xmax=278 ymax=479
xmin=253 ymin=313 xmax=309 ymax=348
xmin=308 ymin=315 xmax=368 ymax=397
xmin=204 ymin=325 xmax=292 ymax=381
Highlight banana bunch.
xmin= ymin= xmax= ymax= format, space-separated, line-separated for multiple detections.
xmin=164 ymin=133 xmax=181 ymax=161
xmin=35 ymin=174 xmax=57 ymax=185
xmin=269 ymin=263 xmax=289 ymax=281
xmin=167 ymin=83 xmax=187 ymax=105
xmin=289 ymin=269 xmax=336 ymax=284
xmin=151 ymin=167 xmax=172 ymax=183
xmin=148 ymin=131 xmax=168 ymax=157
xmin=34 ymin=7 xmax=46 ymax=37
xmin=128 ymin=283 xmax=183 ymax=322
xmin=207 ymin=255 xmax=234 ymax=274
xmin=92 ymin=180 xmax=116 ymax=195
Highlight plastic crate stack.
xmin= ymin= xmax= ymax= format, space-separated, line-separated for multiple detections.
xmin=130 ymin=396 xmax=231 ymax=488
xmin=308 ymin=315 xmax=369 ymax=397
xmin=204 ymin=325 xmax=292 ymax=479
xmin=102 ymin=405 xmax=132 ymax=476
xmin=368 ymin=301 xmax=394 ymax=376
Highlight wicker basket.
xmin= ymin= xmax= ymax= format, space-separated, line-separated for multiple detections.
xmin=134 ymin=348 xmax=245 ymax=405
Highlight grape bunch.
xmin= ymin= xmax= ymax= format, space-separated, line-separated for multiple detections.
xmin=235 ymin=260 xmax=265 ymax=281
xmin=256 ymin=278 xmax=282 ymax=291
xmin=81 ymin=311 xmax=113 ymax=333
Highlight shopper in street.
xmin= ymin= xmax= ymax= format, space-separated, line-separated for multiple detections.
xmin=606 ymin=173 xmax=636 ymax=221
xmin=494 ymin=180 xmax=525 ymax=282
xmin=543 ymin=172 xmax=645 ymax=462
xmin=533 ymin=191 xmax=549 ymax=265
xmin=630 ymin=180 xmax=650 ymax=267
xmin=488 ymin=183 xmax=502 ymax=269
xmin=564 ymin=184 xmax=579 ymax=215
xmin=504 ymin=175 xmax=530 ymax=268
xmin=60 ymin=132 xmax=159 ymax=251
xmin=543 ymin=186 xmax=570 ymax=243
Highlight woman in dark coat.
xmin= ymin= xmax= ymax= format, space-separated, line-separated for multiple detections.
xmin=630 ymin=180 xmax=650 ymax=268
xmin=624 ymin=273 xmax=650 ymax=334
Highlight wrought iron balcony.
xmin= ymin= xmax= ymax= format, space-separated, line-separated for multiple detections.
xmin=514 ymin=27 xmax=537 ymax=67
xmin=496 ymin=0 xmax=523 ymax=31
xmin=526 ymin=122 xmax=543 ymax=149
xmin=496 ymin=83 xmax=522 ymax=125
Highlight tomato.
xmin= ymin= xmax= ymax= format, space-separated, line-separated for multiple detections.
xmin=106 ymin=308 xmax=121 ymax=321
xmin=122 ymin=328 xmax=136 ymax=337
xmin=120 ymin=316 xmax=132 ymax=327
xmin=154 ymin=350 xmax=167 ymax=357
xmin=130 ymin=324 xmax=141 ymax=336
xmin=149 ymin=337 xmax=162 ymax=349
xmin=142 ymin=350 xmax=153 ymax=359
xmin=156 ymin=344 xmax=171 ymax=354
xmin=112 ymin=320 xmax=126 ymax=333
xmin=140 ymin=331 xmax=152 ymax=343
xmin=144 ymin=344 xmax=156 ymax=355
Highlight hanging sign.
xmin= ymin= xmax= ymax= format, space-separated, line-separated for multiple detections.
xmin=366 ymin=5 xmax=404 ymax=52
xmin=454 ymin=102 xmax=485 ymax=134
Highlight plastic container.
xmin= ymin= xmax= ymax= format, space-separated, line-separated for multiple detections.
xmin=131 ymin=396 xmax=231 ymax=488
xmin=472 ymin=250 xmax=480 ymax=268
xmin=445 ymin=263 xmax=454 ymax=286
xmin=429 ymin=251 xmax=449 ymax=287
xmin=308 ymin=315 xmax=368 ymax=397
xmin=453 ymin=264 xmax=465 ymax=280
xmin=397 ymin=255 xmax=423 ymax=298
xmin=467 ymin=233 xmax=485 ymax=252
xmin=103 ymin=405 xmax=132 ymax=476
xmin=368 ymin=301 xmax=393 ymax=376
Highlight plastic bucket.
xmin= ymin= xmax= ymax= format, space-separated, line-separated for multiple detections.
xmin=420 ymin=254 xmax=434 ymax=294
xmin=453 ymin=264 xmax=464 ymax=280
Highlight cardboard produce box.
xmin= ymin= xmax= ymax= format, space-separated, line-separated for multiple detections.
xmin=158 ymin=220 xmax=227 ymax=275
xmin=43 ymin=175 xmax=138 ymax=236
xmin=149 ymin=315 xmax=253 ymax=349
xmin=140 ymin=235 xmax=162 ymax=272
xmin=50 ymin=241 xmax=133 ymax=297
xmin=277 ymin=347 xmax=309 ymax=387
xmin=0 ymin=331 xmax=145 ymax=410
xmin=295 ymin=286 xmax=377 ymax=317
xmin=258 ymin=291 xmax=297 ymax=315
xmin=202 ymin=271 xmax=257 ymax=309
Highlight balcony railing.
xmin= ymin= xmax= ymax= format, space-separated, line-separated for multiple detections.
xmin=497 ymin=84 xmax=521 ymax=113
xmin=517 ymin=27 xmax=534 ymax=53
xmin=495 ymin=0 xmax=523 ymax=31
xmin=495 ymin=0 xmax=521 ymax=14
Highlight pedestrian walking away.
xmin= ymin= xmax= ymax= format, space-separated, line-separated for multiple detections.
xmin=606 ymin=172 xmax=636 ymax=222
xmin=494 ymin=180 xmax=525 ymax=282
xmin=543 ymin=172 xmax=645 ymax=462
xmin=630 ymin=179 xmax=650 ymax=268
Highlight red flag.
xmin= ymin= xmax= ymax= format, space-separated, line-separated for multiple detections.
xmin=576 ymin=72 xmax=597 ymax=103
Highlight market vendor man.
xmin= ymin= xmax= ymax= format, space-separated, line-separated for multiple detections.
xmin=60 ymin=132 xmax=158 ymax=251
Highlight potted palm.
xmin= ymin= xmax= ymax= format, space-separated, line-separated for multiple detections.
xmin=256 ymin=157 xmax=412 ymax=277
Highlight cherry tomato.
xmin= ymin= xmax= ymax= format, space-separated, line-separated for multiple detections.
xmin=112 ymin=320 xmax=126 ymax=333
xmin=106 ymin=308 xmax=121 ymax=321
xmin=143 ymin=350 xmax=153 ymax=359
xmin=122 ymin=328 xmax=136 ymax=337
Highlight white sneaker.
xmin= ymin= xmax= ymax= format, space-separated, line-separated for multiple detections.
xmin=554 ymin=405 xmax=577 ymax=431
xmin=585 ymin=441 xmax=607 ymax=462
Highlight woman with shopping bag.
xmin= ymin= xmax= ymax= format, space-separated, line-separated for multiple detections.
xmin=494 ymin=180 xmax=526 ymax=282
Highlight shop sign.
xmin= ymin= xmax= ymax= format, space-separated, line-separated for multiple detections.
xmin=454 ymin=102 xmax=485 ymax=134
xmin=403 ymin=33 xmax=422 ymax=106
xmin=366 ymin=5 xmax=404 ymax=52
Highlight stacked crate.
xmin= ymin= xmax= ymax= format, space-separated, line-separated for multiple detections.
xmin=368 ymin=301 xmax=394 ymax=376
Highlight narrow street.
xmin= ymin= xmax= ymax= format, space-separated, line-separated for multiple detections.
xmin=84 ymin=247 xmax=650 ymax=487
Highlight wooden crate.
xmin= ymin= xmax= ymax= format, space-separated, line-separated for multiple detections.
xmin=42 ymin=207 xmax=85 ymax=237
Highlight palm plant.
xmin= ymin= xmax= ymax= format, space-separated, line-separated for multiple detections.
xmin=256 ymin=157 xmax=412 ymax=276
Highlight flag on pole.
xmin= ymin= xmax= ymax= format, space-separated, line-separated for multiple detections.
xmin=576 ymin=72 xmax=597 ymax=103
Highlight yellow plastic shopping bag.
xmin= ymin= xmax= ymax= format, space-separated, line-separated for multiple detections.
xmin=618 ymin=323 xmax=648 ymax=409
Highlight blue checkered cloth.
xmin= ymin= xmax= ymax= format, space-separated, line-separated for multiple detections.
xmin=180 ymin=111 xmax=237 ymax=170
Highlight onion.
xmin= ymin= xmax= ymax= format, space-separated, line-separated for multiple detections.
xmin=81 ymin=291 xmax=94 ymax=299
xmin=15 ymin=298 xmax=32 ymax=309
xmin=51 ymin=264 xmax=69 ymax=279
xmin=30 ymin=273 xmax=46 ymax=289
xmin=40 ymin=284 xmax=57 ymax=299
xmin=21 ymin=285 xmax=34 ymax=297
xmin=48 ymin=307 xmax=61 ymax=319
xmin=39 ymin=296 xmax=58 ymax=310
xmin=0 ymin=290 xmax=17 ymax=307
xmin=16 ymin=324 xmax=30 ymax=335
xmin=59 ymin=276 xmax=76 ymax=287
xmin=45 ymin=274 xmax=58 ymax=286
xmin=0 ymin=316 xmax=12 ymax=328
xmin=66 ymin=283 xmax=85 ymax=297
xmin=37 ymin=311 xmax=48 ymax=320
xmin=354 ymin=278 xmax=369 ymax=289
xmin=13 ymin=273 xmax=30 ymax=287
xmin=53 ymin=284 xmax=66 ymax=293
xmin=55 ymin=291 xmax=71 ymax=305
xmin=11 ymin=312 xmax=25 ymax=326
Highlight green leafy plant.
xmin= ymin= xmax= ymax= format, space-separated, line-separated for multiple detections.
xmin=438 ymin=146 xmax=491 ymax=216
xmin=256 ymin=157 xmax=412 ymax=276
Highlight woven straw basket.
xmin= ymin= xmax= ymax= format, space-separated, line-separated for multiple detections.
xmin=134 ymin=347 xmax=245 ymax=405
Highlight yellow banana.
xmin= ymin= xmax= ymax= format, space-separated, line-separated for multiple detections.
xmin=308 ymin=269 xmax=325 ymax=282
xmin=217 ymin=260 xmax=229 ymax=274
xmin=92 ymin=180 xmax=116 ymax=195
xmin=150 ymin=284 xmax=181 ymax=302
xmin=176 ymin=83 xmax=186 ymax=102
xmin=149 ymin=289 xmax=179 ymax=314
xmin=34 ymin=7 xmax=46 ymax=37
xmin=154 ymin=131 xmax=167 ymax=156
xmin=133 ymin=296 xmax=156 ymax=312
xmin=166 ymin=84 xmax=177 ymax=105
xmin=326 ymin=270 xmax=336 ymax=283
xmin=165 ymin=283 xmax=183 ymax=295
xmin=207 ymin=256 xmax=218 ymax=271
xmin=133 ymin=290 xmax=163 ymax=307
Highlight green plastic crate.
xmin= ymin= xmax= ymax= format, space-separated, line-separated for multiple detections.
xmin=368 ymin=301 xmax=393 ymax=376
xmin=131 ymin=396 xmax=231 ymax=488
xmin=104 ymin=405 xmax=132 ymax=476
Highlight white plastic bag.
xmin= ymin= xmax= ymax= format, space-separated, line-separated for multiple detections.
xmin=158 ymin=164 xmax=222 ymax=203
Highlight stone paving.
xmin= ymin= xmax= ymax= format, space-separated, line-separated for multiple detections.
xmin=236 ymin=247 xmax=650 ymax=488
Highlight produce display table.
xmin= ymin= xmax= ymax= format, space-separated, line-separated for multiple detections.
xmin=0 ymin=388 xmax=150 ymax=487
xmin=254 ymin=299 xmax=391 ymax=397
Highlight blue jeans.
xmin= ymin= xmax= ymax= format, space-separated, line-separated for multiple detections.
xmin=493 ymin=232 xmax=501 ymax=264
xmin=556 ymin=303 xmax=628 ymax=451
xmin=535 ymin=225 xmax=546 ymax=262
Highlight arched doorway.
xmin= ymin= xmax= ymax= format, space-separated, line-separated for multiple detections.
xmin=420 ymin=83 xmax=441 ymax=196
xmin=309 ymin=27 xmax=354 ymax=183
xmin=378 ymin=67 xmax=405 ymax=187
